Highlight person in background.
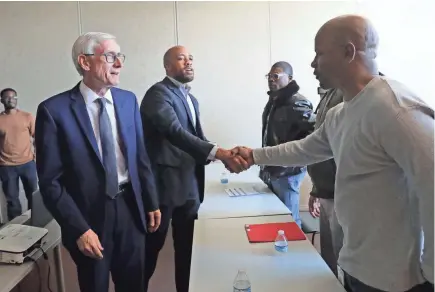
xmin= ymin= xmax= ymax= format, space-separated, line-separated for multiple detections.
xmin=307 ymin=85 xmax=344 ymax=276
xmin=140 ymin=45 xmax=247 ymax=292
xmin=0 ymin=88 xmax=38 ymax=220
xmin=35 ymin=32 xmax=161 ymax=292
xmin=232 ymin=15 xmax=434 ymax=292
xmin=260 ymin=62 xmax=315 ymax=227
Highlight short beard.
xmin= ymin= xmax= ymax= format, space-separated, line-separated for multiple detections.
xmin=173 ymin=73 xmax=194 ymax=84
xmin=4 ymin=104 xmax=16 ymax=110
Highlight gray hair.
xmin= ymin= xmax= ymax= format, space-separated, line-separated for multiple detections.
xmin=71 ymin=32 xmax=116 ymax=75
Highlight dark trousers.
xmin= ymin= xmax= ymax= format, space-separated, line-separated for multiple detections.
xmin=0 ymin=160 xmax=38 ymax=220
xmin=144 ymin=199 xmax=200 ymax=292
xmin=344 ymin=271 xmax=434 ymax=292
xmin=68 ymin=188 xmax=145 ymax=292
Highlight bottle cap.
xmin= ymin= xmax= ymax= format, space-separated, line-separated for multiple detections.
xmin=278 ymin=230 xmax=284 ymax=235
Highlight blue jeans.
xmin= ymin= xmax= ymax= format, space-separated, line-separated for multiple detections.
xmin=270 ymin=170 xmax=306 ymax=227
xmin=0 ymin=160 xmax=38 ymax=220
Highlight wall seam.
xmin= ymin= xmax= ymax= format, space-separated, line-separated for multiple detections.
xmin=174 ymin=1 xmax=179 ymax=45
xmin=77 ymin=1 xmax=83 ymax=35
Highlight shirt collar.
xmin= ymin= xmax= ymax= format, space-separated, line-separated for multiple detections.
xmin=79 ymin=81 xmax=114 ymax=105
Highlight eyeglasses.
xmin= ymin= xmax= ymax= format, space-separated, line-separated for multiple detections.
xmin=265 ymin=73 xmax=289 ymax=80
xmin=84 ymin=52 xmax=126 ymax=63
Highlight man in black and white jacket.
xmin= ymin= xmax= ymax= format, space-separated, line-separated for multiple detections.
xmin=260 ymin=61 xmax=315 ymax=228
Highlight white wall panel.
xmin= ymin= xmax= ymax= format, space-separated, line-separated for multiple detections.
xmin=0 ymin=2 xmax=80 ymax=114
xmin=177 ymin=1 xmax=271 ymax=149
xmin=357 ymin=0 xmax=435 ymax=108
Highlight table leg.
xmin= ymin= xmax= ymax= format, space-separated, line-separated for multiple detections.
xmin=53 ymin=244 xmax=66 ymax=292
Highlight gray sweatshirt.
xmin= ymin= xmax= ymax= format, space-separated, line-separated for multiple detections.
xmin=253 ymin=77 xmax=434 ymax=291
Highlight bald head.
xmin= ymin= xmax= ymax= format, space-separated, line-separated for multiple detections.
xmin=319 ymin=15 xmax=379 ymax=59
xmin=163 ymin=45 xmax=194 ymax=83
xmin=311 ymin=15 xmax=379 ymax=89
xmin=163 ymin=46 xmax=183 ymax=67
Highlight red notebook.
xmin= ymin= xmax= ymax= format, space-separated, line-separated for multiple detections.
xmin=245 ymin=222 xmax=306 ymax=243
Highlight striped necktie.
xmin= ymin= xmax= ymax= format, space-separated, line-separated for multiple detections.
xmin=97 ymin=97 xmax=119 ymax=198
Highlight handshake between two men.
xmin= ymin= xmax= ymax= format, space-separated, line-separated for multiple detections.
xmin=215 ymin=146 xmax=256 ymax=173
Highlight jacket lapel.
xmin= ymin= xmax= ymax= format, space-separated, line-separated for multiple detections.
xmin=70 ymin=84 xmax=103 ymax=164
xmin=191 ymin=96 xmax=203 ymax=137
xmin=164 ymin=78 xmax=196 ymax=131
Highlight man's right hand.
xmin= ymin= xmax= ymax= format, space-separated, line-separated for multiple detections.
xmin=308 ymin=195 xmax=321 ymax=218
xmin=76 ymin=229 xmax=104 ymax=259
xmin=215 ymin=148 xmax=249 ymax=173
xmin=231 ymin=146 xmax=255 ymax=167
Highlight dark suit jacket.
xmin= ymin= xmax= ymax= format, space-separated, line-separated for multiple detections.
xmin=140 ymin=77 xmax=213 ymax=207
xmin=35 ymin=83 xmax=159 ymax=248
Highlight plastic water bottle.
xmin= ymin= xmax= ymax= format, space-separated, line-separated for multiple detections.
xmin=274 ymin=230 xmax=288 ymax=253
xmin=220 ymin=171 xmax=229 ymax=184
xmin=233 ymin=269 xmax=251 ymax=292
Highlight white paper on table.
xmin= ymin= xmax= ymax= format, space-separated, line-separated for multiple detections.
xmin=225 ymin=186 xmax=264 ymax=197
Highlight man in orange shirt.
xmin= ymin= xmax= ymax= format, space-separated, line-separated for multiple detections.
xmin=0 ymin=88 xmax=37 ymax=220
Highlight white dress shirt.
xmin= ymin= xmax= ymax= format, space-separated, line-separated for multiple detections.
xmin=167 ymin=76 xmax=197 ymax=128
xmin=79 ymin=81 xmax=129 ymax=184
xmin=166 ymin=76 xmax=218 ymax=160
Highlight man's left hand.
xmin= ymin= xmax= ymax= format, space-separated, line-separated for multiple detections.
xmin=308 ymin=196 xmax=320 ymax=218
xmin=147 ymin=209 xmax=161 ymax=233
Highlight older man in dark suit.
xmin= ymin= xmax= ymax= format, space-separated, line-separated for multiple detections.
xmin=35 ymin=32 xmax=161 ymax=292
xmin=140 ymin=45 xmax=246 ymax=292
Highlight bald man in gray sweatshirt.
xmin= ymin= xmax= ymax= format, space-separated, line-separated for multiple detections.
xmin=233 ymin=15 xmax=434 ymax=292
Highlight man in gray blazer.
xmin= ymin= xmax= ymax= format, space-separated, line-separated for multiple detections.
xmin=140 ymin=45 xmax=246 ymax=292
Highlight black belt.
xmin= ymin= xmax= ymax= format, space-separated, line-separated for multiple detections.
xmin=111 ymin=181 xmax=131 ymax=199
xmin=119 ymin=181 xmax=131 ymax=192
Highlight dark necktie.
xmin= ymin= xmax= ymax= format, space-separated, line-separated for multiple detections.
xmin=97 ymin=97 xmax=119 ymax=198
